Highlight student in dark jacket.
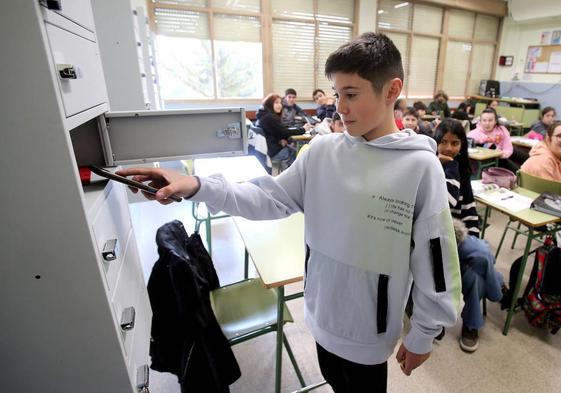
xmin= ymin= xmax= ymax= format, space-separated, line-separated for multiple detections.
xmin=312 ymin=88 xmax=336 ymax=120
xmin=281 ymin=88 xmax=309 ymax=127
xmin=256 ymin=93 xmax=310 ymax=170
xmin=402 ymin=108 xmax=432 ymax=137
xmin=428 ymin=90 xmax=451 ymax=118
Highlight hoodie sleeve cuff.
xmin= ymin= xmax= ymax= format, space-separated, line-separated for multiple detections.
xmin=185 ymin=175 xmax=223 ymax=206
xmin=403 ymin=325 xmax=435 ymax=355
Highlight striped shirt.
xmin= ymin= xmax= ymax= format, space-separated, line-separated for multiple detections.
xmin=443 ymin=160 xmax=480 ymax=237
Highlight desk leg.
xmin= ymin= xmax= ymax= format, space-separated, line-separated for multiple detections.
xmin=503 ymin=228 xmax=533 ymax=336
xmin=480 ymin=206 xmax=490 ymax=239
xmin=275 ymin=286 xmax=284 ymax=393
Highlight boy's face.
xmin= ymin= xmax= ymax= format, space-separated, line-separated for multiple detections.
xmin=403 ymin=115 xmax=418 ymax=130
xmin=313 ymin=91 xmax=327 ymax=106
xmin=332 ymin=72 xmax=395 ymax=141
xmin=285 ymin=94 xmax=297 ymax=106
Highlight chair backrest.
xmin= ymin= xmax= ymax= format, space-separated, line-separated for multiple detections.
xmin=518 ymin=171 xmax=561 ymax=194
xmin=459 ymin=119 xmax=470 ymax=133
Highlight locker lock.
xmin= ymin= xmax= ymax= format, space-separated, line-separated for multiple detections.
xmin=57 ymin=64 xmax=77 ymax=79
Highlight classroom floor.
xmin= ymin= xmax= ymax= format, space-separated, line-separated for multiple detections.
xmin=129 ymin=178 xmax=561 ymax=393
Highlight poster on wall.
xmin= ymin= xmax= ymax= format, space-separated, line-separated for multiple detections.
xmin=549 ymin=52 xmax=561 ymax=73
xmin=552 ymin=30 xmax=561 ymax=45
xmin=541 ymin=31 xmax=551 ymax=45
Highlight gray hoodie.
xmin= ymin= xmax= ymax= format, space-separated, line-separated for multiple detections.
xmin=190 ymin=130 xmax=461 ymax=364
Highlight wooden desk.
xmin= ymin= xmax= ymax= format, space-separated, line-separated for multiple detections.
xmin=291 ymin=133 xmax=314 ymax=152
xmin=475 ymin=187 xmax=561 ymax=335
xmin=468 ymin=147 xmax=503 ymax=179
xmin=511 ymin=136 xmax=539 ymax=150
xmin=233 ymin=214 xmax=314 ymax=393
xmin=192 ymin=156 xmax=267 ymax=254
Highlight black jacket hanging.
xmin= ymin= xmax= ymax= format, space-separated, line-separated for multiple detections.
xmin=147 ymin=220 xmax=241 ymax=393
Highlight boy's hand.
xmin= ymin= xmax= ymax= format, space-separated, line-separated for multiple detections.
xmin=395 ymin=343 xmax=431 ymax=376
xmin=438 ymin=154 xmax=453 ymax=164
xmin=116 ymin=167 xmax=200 ymax=205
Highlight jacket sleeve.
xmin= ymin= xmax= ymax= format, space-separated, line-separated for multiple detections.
xmin=499 ymin=127 xmax=513 ymax=158
xmin=261 ymin=113 xmax=299 ymax=140
xmin=188 ymin=147 xmax=310 ymax=220
xmin=403 ymin=160 xmax=461 ymax=355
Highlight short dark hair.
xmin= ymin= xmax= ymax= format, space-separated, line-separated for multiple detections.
xmin=324 ymin=32 xmax=404 ymax=94
xmin=542 ymin=106 xmax=556 ymax=118
xmin=285 ymin=88 xmax=297 ymax=96
xmin=413 ymin=101 xmax=427 ymax=111
xmin=547 ymin=120 xmax=561 ymax=139
xmin=312 ymin=89 xmax=325 ymax=98
xmin=403 ymin=108 xmax=419 ymax=119
xmin=434 ymin=119 xmax=471 ymax=182
xmin=332 ymin=112 xmax=342 ymax=122
xmin=262 ymin=93 xmax=281 ymax=114
xmin=433 ymin=90 xmax=449 ymax=101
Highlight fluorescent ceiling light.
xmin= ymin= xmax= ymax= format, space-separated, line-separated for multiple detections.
xmin=378 ymin=9 xmax=385 ymax=14
xmin=394 ymin=2 xmax=409 ymax=8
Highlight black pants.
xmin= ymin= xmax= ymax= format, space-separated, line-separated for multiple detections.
xmin=316 ymin=343 xmax=388 ymax=393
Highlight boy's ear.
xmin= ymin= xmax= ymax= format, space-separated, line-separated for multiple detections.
xmin=385 ymin=78 xmax=403 ymax=104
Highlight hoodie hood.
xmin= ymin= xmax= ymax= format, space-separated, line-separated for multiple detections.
xmin=345 ymin=128 xmax=437 ymax=153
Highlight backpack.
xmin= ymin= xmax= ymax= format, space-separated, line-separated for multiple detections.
xmin=521 ymin=238 xmax=561 ymax=334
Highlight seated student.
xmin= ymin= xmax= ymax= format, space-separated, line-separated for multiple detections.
xmin=428 ymin=90 xmax=451 ymax=118
xmin=413 ymin=101 xmax=428 ymax=117
xmin=394 ymin=99 xmax=406 ymax=129
xmin=521 ymin=120 xmax=561 ymax=181
xmin=281 ymin=88 xmax=309 ymax=127
xmin=526 ymin=106 xmax=557 ymax=141
xmin=451 ymin=103 xmax=470 ymax=121
xmin=468 ymin=108 xmax=514 ymax=171
xmin=330 ymin=112 xmax=345 ymax=133
xmin=256 ymin=93 xmax=311 ymax=170
xmin=312 ymin=89 xmax=336 ymax=120
xmin=402 ymin=108 xmax=432 ymax=137
xmin=435 ymin=119 xmax=504 ymax=352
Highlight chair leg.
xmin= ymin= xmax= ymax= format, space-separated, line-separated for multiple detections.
xmin=482 ymin=298 xmax=487 ymax=316
xmin=510 ymin=222 xmax=522 ymax=249
xmin=283 ymin=334 xmax=306 ymax=388
xmin=205 ymin=212 xmax=212 ymax=256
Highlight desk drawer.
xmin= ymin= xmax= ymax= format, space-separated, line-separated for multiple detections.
xmin=45 ymin=23 xmax=107 ymax=117
xmin=91 ymin=183 xmax=132 ymax=293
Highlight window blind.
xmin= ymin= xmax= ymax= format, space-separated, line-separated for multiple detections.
xmin=272 ymin=0 xmax=313 ymax=19
xmin=213 ymin=0 xmax=260 ymax=12
xmin=474 ymin=14 xmax=499 ymax=41
xmin=377 ymin=0 xmax=412 ymax=31
xmin=272 ymin=20 xmax=315 ymax=95
xmin=317 ymin=0 xmax=354 ymax=24
xmin=408 ymin=36 xmax=439 ymax=97
xmin=153 ymin=7 xmax=210 ymax=38
xmin=468 ymin=43 xmax=495 ymax=95
xmin=154 ymin=0 xmax=207 ymax=8
xmin=214 ymin=14 xmax=261 ymax=41
xmin=448 ymin=9 xmax=475 ymax=39
xmin=412 ymin=3 xmax=442 ymax=35
xmin=442 ymin=41 xmax=471 ymax=96
xmin=316 ymin=24 xmax=352 ymax=93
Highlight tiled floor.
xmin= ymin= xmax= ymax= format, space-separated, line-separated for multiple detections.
xmin=129 ymin=183 xmax=561 ymax=393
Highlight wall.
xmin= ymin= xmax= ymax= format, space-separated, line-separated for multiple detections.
xmin=496 ymin=16 xmax=561 ymax=83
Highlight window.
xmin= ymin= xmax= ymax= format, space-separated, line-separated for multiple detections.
xmin=149 ymin=0 xmax=356 ymax=102
xmin=377 ymin=1 xmax=501 ymax=99
xmin=151 ymin=1 xmax=263 ymax=101
xmin=271 ymin=0 xmax=354 ymax=96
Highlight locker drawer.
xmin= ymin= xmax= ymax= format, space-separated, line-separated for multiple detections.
xmin=45 ymin=23 xmax=107 ymax=117
xmin=111 ymin=234 xmax=143 ymax=361
xmin=41 ymin=0 xmax=96 ymax=32
xmin=91 ymin=182 xmax=132 ymax=293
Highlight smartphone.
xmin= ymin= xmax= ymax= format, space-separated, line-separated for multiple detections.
xmin=89 ymin=165 xmax=182 ymax=203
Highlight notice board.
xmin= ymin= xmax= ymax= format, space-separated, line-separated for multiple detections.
xmin=525 ymin=45 xmax=561 ymax=74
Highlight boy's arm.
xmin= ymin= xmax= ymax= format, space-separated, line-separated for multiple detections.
xmin=404 ymin=165 xmax=461 ymax=356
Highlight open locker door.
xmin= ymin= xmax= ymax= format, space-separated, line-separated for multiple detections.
xmin=98 ymin=108 xmax=247 ymax=165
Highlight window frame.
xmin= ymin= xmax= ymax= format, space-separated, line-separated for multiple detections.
xmin=147 ymin=0 xmax=358 ymax=104
xmin=376 ymin=1 xmax=503 ymax=100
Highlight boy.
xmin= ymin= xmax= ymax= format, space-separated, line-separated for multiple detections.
xmin=281 ymin=88 xmax=309 ymax=127
xmin=312 ymin=88 xmax=337 ymax=120
xmin=330 ymin=112 xmax=345 ymax=133
xmin=118 ymin=33 xmax=460 ymax=392
xmin=403 ymin=108 xmax=432 ymax=137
